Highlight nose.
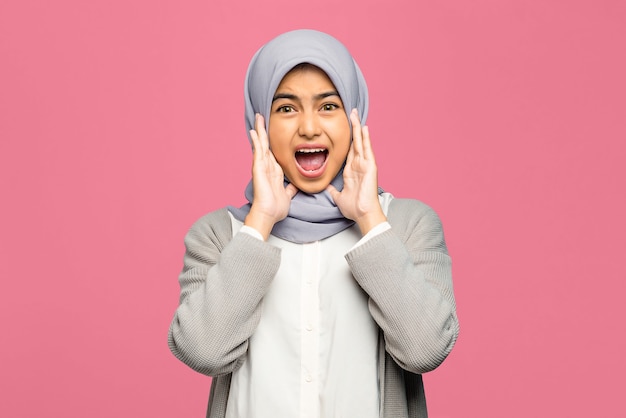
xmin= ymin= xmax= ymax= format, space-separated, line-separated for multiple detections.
xmin=298 ymin=111 xmax=322 ymax=139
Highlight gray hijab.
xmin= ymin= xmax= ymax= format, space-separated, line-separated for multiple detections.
xmin=229 ymin=29 xmax=371 ymax=243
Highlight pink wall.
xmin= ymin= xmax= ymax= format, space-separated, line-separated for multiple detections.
xmin=1 ymin=1 xmax=624 ymax=416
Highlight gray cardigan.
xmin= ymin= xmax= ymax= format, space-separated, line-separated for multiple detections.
xmin=168 ymin=198 xmax=459 ymax=417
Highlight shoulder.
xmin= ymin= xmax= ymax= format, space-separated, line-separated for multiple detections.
xmin=387 ymin=197 xmax=447 ymax=254
xmin=189 ymin=207 xmax=232 ymax=230
xmin=184 ymin=207 xmax=233 ymax=252
xmin=387 ymin=197 xmax=441 ymax=227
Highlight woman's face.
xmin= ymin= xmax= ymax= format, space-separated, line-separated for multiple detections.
xmin=268 ymin=65 xmax=351 ymax=194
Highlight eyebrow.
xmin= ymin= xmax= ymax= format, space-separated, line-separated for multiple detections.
xmin=272 ymin=91 xmax=340 ymax=102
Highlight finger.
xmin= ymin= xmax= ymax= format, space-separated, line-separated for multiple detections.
xmin=344 ymin=137 xmax=355 ymax=166
xmin=326 ymin=184 xmax=339 ymax=202
xmin=350 ymin=109 xmax=364 ymax=156
xmin=249 ymin=128 xmax=261 ymax=159
xmin=285 ymin=183 xmax=298 ymax=200
xmin=361 ymin=125 xmax=375 ymax=161
xmin=255 ymin=114 xmax=269 ymax=154
xmin=267 ymin=148 xmax=280 ymax=167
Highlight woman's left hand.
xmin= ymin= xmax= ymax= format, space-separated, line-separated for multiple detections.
xmin=327 ymin=109 xmax=387 ymax=235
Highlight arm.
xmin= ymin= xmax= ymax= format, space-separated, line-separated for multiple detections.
xmin=328 ymin=110 xmax=458 ymax=373
xmin=345 ymin=199 xmax=459 ymax=374
xmin=167 ymin=209 xmax=282 ymax=376
xmin=169 ymin=114 xmax=295 ymax=376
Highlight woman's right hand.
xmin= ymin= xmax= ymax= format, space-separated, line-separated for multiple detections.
xmin=244 ymin=114 xmax=298 ymax=240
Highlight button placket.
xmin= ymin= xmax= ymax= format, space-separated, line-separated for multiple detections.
xmin=300 ymin=241 xmax=320 ymax=417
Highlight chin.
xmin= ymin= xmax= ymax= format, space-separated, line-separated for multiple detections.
xmin=292 ymin=178 xmax=330 ymax=195
xmin=298 ymin=185 xmax=327 ymax=195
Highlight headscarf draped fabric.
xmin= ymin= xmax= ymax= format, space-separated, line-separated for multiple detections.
xmin=229 ymin=29 xmax=371 ymax=243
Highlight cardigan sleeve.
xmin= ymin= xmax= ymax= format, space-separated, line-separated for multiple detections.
xmin=345 ymin=198 xmax=459 ymax=374
xmin=167 ymin=209 xmax=282 ymax=376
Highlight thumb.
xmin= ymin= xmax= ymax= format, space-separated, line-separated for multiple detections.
xmin=326 ymin=184 xmax=339 ymax=203
xmin=285 ymin=183 xmax=299 ymax=200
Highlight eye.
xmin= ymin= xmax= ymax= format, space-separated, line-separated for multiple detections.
xmin=276 ymin=105 xmax=295 ymax=113
xmin=321 ymin=103 xmax=339 ymax=111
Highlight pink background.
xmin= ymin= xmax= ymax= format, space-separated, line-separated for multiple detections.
xmin=1 ymin=0 xmax=625 ymax=416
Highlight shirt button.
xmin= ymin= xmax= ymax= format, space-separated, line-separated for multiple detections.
xmin=305 ymin=375 xmax=313 ymax=382
xmin=306 ymin=324 xmax=313 ymax=331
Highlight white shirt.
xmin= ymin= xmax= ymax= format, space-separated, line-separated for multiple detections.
xmin=225 ymin=194 xmax=393 ymax=418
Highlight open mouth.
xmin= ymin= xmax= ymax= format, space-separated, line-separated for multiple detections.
xmin=295 ymin=148 xmax=328 ymax=174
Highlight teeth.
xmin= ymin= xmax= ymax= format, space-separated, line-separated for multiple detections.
xmin=296 ymin=148 xmax=326 ymax=153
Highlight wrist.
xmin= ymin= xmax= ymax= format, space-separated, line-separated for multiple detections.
xmin=355 ymin=209 xmax=387 ymax=236
xmin=244 ymin=208 xmax=277 ymax=241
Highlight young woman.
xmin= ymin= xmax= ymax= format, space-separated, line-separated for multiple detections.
xmin=168 ymin=29 xmax=459 ymax=418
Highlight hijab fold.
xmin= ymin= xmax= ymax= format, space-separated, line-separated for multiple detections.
xmin=229 ymin=29 xmax=372 ymax=244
